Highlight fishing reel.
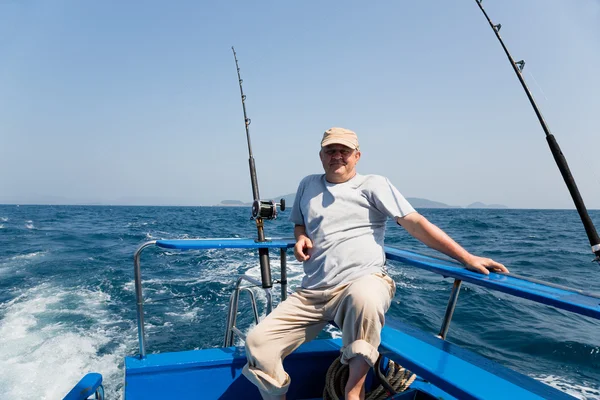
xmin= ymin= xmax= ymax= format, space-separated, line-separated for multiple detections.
xmin=251 ymin=199 xmax=286 ymax=220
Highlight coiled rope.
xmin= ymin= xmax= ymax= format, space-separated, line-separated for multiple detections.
xmin=323 ymin=355 xmax=416 ymax=400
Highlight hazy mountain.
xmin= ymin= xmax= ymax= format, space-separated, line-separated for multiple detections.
xmin=406 ymin=197 xmax=460 ymax=209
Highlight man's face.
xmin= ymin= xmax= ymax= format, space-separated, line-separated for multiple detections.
xmin=319 ymin=144 xmax=361 ymax=183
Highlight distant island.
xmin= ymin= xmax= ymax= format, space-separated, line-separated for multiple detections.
xmin=466 ymin=201 xmax=508 ymax=209
xmin=220 ymin=200 xmax=248 ymax=206
xmin=217 ymin=194 xmax=507 ymax=209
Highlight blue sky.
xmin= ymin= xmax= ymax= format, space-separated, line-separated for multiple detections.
xmin=1 ymin=0 xmax=599 ymax=209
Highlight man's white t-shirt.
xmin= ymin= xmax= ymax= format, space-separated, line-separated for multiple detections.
xmin=290 ymin=173 xmax=416 ymax=289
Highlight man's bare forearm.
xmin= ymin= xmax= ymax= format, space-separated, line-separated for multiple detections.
xmin=398 ymin=214 xmax=473 ymax=265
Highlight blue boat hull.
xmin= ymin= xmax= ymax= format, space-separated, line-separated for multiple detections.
xmin=124 ymin=336 xmax=450 ymax=400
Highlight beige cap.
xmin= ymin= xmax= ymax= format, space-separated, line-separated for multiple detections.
xmin=320 ymin=127 xmax=360 ymax=150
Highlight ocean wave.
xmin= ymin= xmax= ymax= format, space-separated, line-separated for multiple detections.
xmin=446 ymin=218 xmax=502 ymax=230
xmin=144 ymin=231 xmax=202 ymax=240
xmin=164 ymin=308 xmax=204 ymax=321
xmin=534 ymin=375 xmax=600 ymax=400
xmin=519 ymin=338 xmax=600 ymax=366
xmin=0 ymin=252 xmax=48 ymax=276
xmin=10 ymin=251 xmax=46 ymax=261
xmin=126 ymin=220 xmax=156 ymax=228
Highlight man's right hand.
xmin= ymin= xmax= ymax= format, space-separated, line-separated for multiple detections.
xmin=294 ymin=236 xmax=313 ymax=262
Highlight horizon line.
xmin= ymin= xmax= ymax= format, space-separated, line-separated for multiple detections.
xmin=0 ymin=202 xmax=596 ymax=211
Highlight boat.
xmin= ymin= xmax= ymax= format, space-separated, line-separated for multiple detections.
xmin=63 ymin=237 xmax=599 ymax=400
xmin=62 ymin=2 xmax=599 ymax=399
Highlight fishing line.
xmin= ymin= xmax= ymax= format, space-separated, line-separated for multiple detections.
xmin=527 ymin=70 xmax=549 ymax=102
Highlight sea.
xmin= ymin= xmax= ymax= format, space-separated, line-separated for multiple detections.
xmin=0 ymin=205 xmax=599 ymax=399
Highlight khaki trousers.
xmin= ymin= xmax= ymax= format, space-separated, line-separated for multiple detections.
xmin=242 ymin=272 xmax=396 ymax=396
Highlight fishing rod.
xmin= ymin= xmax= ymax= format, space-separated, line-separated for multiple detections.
xmin=474 ymin=0 xmax=600 ymax=265
xmin=231 ymin=47 xmax=286 ymax=291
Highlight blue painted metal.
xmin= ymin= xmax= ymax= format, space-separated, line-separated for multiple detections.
xmin=395 ymin=379 xmax=457 ymax=399
xmin=63 ymin=373 xmax=103 ymax=400
xmin=123 ymin=332 xmax=459 ymax=400
xmin=380 ymin=319 xmax=576 ymax=400
xmin=156 ymin=238 xmax=295 ymax=250
xmin=385 ymin=246 xmax=600 ymax=320
xmin=122 ymin=315 xmax=576 ymax=400
xmin=125 ymin=339 xmax=342 ymax=399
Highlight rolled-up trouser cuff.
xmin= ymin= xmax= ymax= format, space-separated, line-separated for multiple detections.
xmin=340 ymin=339 xmax=379 ymax=367
xmin=242 ymin=363 xmax=290 ymax=396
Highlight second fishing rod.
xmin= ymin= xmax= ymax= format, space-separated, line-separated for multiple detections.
xmin=475 ymin=0 xmax=600 ymax=264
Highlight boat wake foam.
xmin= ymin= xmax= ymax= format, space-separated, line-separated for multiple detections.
xmin=0 ymin=283 xmax=131 ymax=399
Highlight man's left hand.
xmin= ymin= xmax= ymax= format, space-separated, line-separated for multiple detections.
xmin=464 ymin=256 xmax=509 ymax=275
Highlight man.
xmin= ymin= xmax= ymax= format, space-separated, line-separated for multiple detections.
xmin=242 ymin=127 xmax=508 ymax=400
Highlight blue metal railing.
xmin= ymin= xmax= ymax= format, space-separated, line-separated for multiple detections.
xmin=385 ymin=246 xmax=600 ymax=320
xmin=63 ymin=373 xmax=104 ymax=400
xmin=132 ymin=238 xmax=600 ymax=357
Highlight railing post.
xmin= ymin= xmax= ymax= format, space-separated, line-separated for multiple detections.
xmin=439 ymin=279 xmax=462 ymax=340
xmin=240 ymin=288 xmax=260 ymax=324
xmin=133 ymin=241 xmax=156 ymax=359
xmin=224 ymin=274 xmax=267 ymax=347
xmin=224 ymin=276 xmax=244 ymax=347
